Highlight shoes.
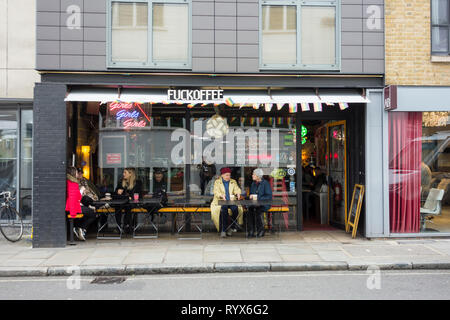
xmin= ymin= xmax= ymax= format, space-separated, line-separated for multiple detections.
xmin=247 ymin=231 xmax=255 ymax=238
xmin=226 ymin=230 xmax=233 ymax=237
xmin=220 ymin=231 xmax=227 ymax=238
xmin=73 ymin=228 xmax=82 ymax=240
xmin=231 ymin=228 xmax=238 ymax=233
xmin=79 ymin=228 xmax=86 ymax=241
xmin=257 ymin=230 xmax=265 ymax=238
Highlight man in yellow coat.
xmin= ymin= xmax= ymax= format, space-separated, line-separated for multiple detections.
xmin=211 ymin=167 xmax=244 ymax=237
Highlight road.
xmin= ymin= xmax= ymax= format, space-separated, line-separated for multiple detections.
xmin=0 ymin=270 xmax=449 ymax=300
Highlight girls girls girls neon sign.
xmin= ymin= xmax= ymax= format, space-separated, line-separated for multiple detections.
xmin=108 ymin=101 xmax=149 ymax=128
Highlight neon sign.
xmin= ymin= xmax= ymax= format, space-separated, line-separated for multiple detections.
xmin=109 ymin=101 xmax=135 ymax=111
xmin=123 ymin=119 xmax=146 ymax=128
xmin=116 ymin=110 xmax=140 ymax=120
xmin=108 ymin=101 xmax=150 ymax=128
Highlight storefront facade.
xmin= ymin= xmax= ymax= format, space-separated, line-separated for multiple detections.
xmin=32 ymin=0 xmax=386 ymax=247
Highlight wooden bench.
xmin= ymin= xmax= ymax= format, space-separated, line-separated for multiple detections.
xmin=67 ymin=214 xmax=84 ymax=245
xmin=94 ymin=205 xmax=290 ymax=238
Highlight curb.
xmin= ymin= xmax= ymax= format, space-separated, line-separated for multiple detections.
xmin=1 ymin=261 xmax=450 ymax=277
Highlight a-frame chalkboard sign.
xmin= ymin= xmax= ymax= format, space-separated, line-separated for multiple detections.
xmin=346 ymin=184 xmax=365 ymax=239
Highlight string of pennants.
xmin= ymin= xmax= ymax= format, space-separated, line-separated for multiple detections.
xmin=143 ymin=100 xmax=349 ymax=112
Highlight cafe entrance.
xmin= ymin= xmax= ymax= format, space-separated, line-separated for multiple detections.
xmin=299 ymin=112 xmax=365 ymax=232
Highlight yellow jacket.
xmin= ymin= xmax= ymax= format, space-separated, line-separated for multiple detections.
xmin=210 ymin=178 xmax=244 ymax=231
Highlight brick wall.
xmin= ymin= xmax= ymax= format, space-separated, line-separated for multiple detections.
xmin=32 ymin=82 xmax=67 ymax=248
xmin=385 ymin=0 xmax=450 ymax=85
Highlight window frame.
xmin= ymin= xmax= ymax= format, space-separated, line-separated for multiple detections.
xmin=431 ymin=0 xmax=450 ymax=55
xmin=259 ymin=0 xmax=341 ymax=71
xmin=106 ymin=0 xmax=192 ymax=69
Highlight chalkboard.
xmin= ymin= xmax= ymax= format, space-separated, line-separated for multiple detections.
xmin=346 ymin=184 xmax=365 ymax=239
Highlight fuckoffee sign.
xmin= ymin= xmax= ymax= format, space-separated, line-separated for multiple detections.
xmin=167 ymin=89 xmax=224 ymax=102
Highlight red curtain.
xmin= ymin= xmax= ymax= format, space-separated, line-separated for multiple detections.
xmin=388 ymin=112 xmax=422 ymax=233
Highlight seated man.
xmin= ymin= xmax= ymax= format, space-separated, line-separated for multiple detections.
xmin=248 ymin=168 xmax=273 ymax=238
xmin=210 ymin=167 xmax=243 ymax=238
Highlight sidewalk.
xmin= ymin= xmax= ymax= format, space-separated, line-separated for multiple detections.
xmin=1 ymin=230 xmax=450 ymax=277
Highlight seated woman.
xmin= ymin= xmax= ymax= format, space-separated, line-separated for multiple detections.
xmin=247 ymin=168 xmax=273 ymax=238
xmin=210 ymin=167 xmax=244 ymax=238
xmin=114 ymin=168 xmax=143 ymax=233
xmin=65 ymin=167 xmax=96 ymax=241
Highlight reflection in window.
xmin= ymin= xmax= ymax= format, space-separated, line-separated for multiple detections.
xmin=389 ymin=111 xmax=450 ymax=233
xmin=0 ymin=111 xmax=17 ymax=197
xmin=262 ymin=5 xmax=297 ymax=65
xmin=111 ymin=2 xmax=148 ymax=63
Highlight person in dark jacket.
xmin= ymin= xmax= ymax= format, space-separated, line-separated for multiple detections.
xmin=247 ymin=168 xmax=273 ymax=238
xmin=114 ymin=168 xmax=143 ymax=233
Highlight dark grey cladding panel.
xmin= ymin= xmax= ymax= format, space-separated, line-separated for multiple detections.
xmin=32 ymin=82 xmax=68 ymax=248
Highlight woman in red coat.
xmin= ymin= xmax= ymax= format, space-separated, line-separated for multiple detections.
xmin=66 ymin=167 xmax=82 ymax=217
xmin=66 ymin=166 xmax=83 ymax=240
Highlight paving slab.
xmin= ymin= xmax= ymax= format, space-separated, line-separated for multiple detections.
xmin=204 ymin=251 xmax=243 ymax=263
xmin=122 ymin=252 xmax=166 ymax=264
xmin=280 ymin=254 xmax=323 ymax=262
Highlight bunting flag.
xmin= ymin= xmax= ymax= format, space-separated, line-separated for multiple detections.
xmin=288 ymin=103 xmax=297 ymax=113
xmin=313 ymin=102 xmax=322 ymax=112
xmin=277 ymin=117 xmax=283 ymax=126
xmin=277 ymin=103 xmax=284 ymax=110
xmin=162 ymin=101 xmax=169 ymax=105
xmin=339 ymin=102 xmax=349 ymax=110
xmin=249 ymin=117 xmax=256 ymax=125
xmin=265 ymin=103 xmax=272 ymax=112
xmin=214 ymin=103 xmax=220 ymax=107
xmin=187 ymin=103 xmax=194 ymax=109
xmin=201 ymin=103 xmax=208 ymax=107
xmin=301 ymin=103 xmax=310 ymax=112
xmin=325 ymin=102 xmax=334 ymax=106
xmin=225 ymin=97 xmax=234 ymax=107
xmin=253 ymin=103 xmax=260 ymax=110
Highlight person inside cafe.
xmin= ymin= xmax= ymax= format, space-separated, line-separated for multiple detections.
xmin=198 ymin=158 xmax=216 ymax=195
xmin=114 ymin=168 xmax=143 ymax=233
xmin=247 ymin=168 xmax=273 ymax=238
xmin=147 ymin=169 xmax=168 ymax=224
xmin=210 ymin=167 xmax=244 ymax=238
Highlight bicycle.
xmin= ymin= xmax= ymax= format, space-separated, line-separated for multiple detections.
xmin=0 ymin=191 xmax=23 ymax=242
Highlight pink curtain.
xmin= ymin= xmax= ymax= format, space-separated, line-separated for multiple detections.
xmin=388 ymin=112 xmax=422 ymax=233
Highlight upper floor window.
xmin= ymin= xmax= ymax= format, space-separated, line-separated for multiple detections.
xmin=432 ymin=0 xmax=450 ymax=55
xmin=107 ymin=0 xmax=191 ymax=69
xmin=260 ymin=0 xmax=340 ymax=71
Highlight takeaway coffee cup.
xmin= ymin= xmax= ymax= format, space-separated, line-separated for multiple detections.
xmin=230 ymin=195 xmax=236 ymax=201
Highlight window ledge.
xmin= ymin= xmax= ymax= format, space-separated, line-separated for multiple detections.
xmin=431 ymin=55 xmax=450 ymax=63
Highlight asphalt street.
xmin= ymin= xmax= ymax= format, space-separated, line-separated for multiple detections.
xmin=0 ymin=270 xmax=449 ymax=300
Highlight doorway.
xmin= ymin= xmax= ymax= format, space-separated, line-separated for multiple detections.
xmin=301 ymin=120 xmax=348 ymax=231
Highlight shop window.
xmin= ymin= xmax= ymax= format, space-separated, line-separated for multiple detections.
xmin=0 ymin=111 xmax=17 ymax=200
xmin=108 ymin=0 xmax=191 ymax=69
xmin=260 ymin=0 xmax=340 ymax=71
xmin=431 ymin=0 xmax=450 ymax=55
xmin=389 ymin=111 xmax=450 ymax=233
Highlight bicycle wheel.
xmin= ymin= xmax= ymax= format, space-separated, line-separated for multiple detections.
xmin=0 ymin=206 xmax=23 ymax=242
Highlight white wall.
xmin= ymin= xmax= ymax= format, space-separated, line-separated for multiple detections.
xmin=0 ymin=0 xmax=40 ymax=99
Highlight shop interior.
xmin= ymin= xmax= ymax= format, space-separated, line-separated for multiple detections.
xmin=66 ymin=97 xmax=364 ymax=236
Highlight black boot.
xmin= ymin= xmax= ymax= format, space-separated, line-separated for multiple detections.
xmin=257 ymin=229 xmax=265 ymax=238
xmin=247 ymin=230 xmax=255 ymax=238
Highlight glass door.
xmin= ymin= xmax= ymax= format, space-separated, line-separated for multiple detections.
xmin=326 ymin=121 xmax=347 ymax=228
